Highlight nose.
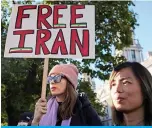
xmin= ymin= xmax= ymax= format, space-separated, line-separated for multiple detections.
xmin=115 ymin=81 xmax=124 ymax=93
xmin=49 ymin=82 xmax=55 ymax=88
xmin=50 ymin=80 xmax=55 ymax=84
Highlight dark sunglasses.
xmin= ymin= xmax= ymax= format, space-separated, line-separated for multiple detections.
xmin=47 ymin=74 xmax=65 ymax=84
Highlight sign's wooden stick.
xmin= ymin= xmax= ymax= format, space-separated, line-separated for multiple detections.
xmin=41 ymin=58 xmax=49 ymax=99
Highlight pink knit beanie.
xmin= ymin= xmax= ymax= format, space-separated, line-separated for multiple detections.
xmin=49 ymin=64 xmax=79 ymax=89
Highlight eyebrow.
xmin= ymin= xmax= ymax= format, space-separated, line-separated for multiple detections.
xmin=113 ymin=77 xmax=133 ymax=82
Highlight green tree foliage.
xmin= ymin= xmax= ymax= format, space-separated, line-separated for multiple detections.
xmin=1 ymin=0 xmax=138 ymax=125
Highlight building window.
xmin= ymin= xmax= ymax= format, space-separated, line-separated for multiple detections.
xmin=131 ymin=50 xmax=136 ymax=60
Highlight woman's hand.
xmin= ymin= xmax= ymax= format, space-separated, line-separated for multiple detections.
xmin=32 ymin=98 xmax=47 ymax=125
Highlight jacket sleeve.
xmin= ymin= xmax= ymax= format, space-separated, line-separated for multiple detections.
xmin=83 ymin=105 xmax=103 ymax=126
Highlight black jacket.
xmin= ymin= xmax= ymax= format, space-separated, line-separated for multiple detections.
xmin=69 ymin=93 xmax=103 ymax=126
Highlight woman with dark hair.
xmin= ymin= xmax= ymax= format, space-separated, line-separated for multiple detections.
xmin=109 ymin=62 xmax=152 ymax=126
xmin=32 ymin=64 xmax=102 ymax=126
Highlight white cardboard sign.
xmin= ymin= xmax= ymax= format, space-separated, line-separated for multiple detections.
xmin=4 ymin=4 xmax=95 ymax=59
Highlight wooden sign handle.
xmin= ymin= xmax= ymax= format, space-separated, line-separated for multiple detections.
xmin=41 ymin=58 xmax=49 ymax=99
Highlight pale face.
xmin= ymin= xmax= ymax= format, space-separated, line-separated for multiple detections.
xmin=48 ymin=74 xmax=67 ymax=96
xmin=17 ymin=121 xmax=28 ymax=126
xmin=110 ymin=67 xmax=144 ymax=113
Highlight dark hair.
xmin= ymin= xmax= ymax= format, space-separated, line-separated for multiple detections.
xmin=18 ymin=112 xmax=33 ymax=126
xmin=109 ymin=62 xmax=152 ymax=125
xmin=58 ymin=80 xmax=77 ymax=120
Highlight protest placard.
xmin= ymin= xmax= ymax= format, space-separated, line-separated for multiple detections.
xmin=4 ymin=4 xmax=95 ymax=59
xmin=4 ymin=4 xmax=95 ymax=98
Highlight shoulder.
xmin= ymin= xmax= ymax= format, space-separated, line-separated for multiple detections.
xmin=76 ymin=92 xmax=103 ymax=126
xmin=77 ymin=92 xmax=98 ymax=116
xmin=73 ymin=92 xmax=92 ymax=113
xmin=77 ymin=92 xmax=91 ymax=108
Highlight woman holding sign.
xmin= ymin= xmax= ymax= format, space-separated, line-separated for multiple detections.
xmin=109 ymin=62 xmax=152 ymax=126
xmin=32 ymin=64 xmax=102 ymax=126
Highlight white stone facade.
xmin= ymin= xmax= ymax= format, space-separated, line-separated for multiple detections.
xmin=141 ymin=52 xmax=152 ymax=75
xmin=96 ymin=81 xmax=113 ymax=126
xmin=116 ymin=39 xmax=144 ymax=63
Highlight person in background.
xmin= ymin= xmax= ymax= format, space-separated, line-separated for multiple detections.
xmin=109 ymin=62 xmax=152 ymax=126
xmin=17 ymin=112 xmax=33 ymax=126
xmin=32 ymin=64 xmax=102 ymax=126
